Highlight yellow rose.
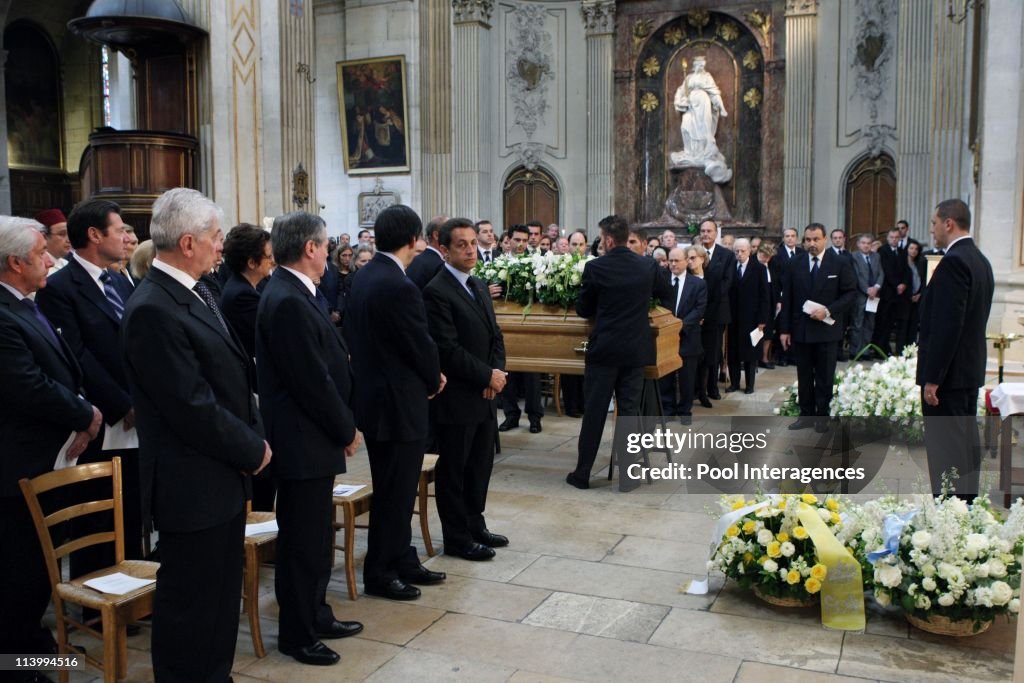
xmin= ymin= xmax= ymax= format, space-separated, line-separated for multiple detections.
xmin=758 ymin=555 xmax=768 ymax=565
xmin=830 ymin=512 xmax=841 ymax=525
xmin=786 ymin=569 xmax=801 ymax=585
xmin=805 ymin=577 xmax=822 ymax=594
xmin=793 ymin=526 xmax=809 ymax=540
xmin=810 ymin=564 xmax=828 ymax=580
xmin=743 ymin=552 xmax=754 ymax=563
xmin=776 ymin=532 xmax=790 ymax=543
xmin=767 ymin=542 xmax=782 ymax=558
xmin=725 ymin=525 xmax=740 ymax=537
xmin=778 ymin=498 xmax=788 ymax=509
xmin=825 ymin=499 xmax=840 ymax=512
xmin=742 ymin=521 xmax=756 ymax=534
xmin=731 ymin=499 xmax=746 ymax=510
xmin=801 ymin=493 xmax=818 ymax=505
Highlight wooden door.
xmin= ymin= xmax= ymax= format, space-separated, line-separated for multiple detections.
xmin=503 ymin=166 xmax=559 ymax=229
xmin=845 ymin=154 xmax=897 ymax=237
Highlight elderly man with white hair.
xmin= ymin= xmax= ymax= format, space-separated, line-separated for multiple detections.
xmin=726 ymin=237 xmax=770 ymax=394
xmin=122 ymin=188 xmax=272 ymax=683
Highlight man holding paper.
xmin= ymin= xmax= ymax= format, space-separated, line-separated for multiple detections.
xmin=779 ymin=223 xmax=857 ymax=431
xmin=726 ymin=238 xmax=769 ymax=394
xmin=850 ymin=234 xmax=883 ymax=359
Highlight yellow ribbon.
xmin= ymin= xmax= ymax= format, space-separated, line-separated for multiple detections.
xmin=797 ymin=502 xmax=865 ymax=631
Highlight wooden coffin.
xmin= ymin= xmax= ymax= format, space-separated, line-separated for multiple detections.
xmin=492 ymin=301 xmax=682 ymax=379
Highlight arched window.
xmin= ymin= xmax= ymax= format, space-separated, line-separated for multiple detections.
xmin=502 ymin=165 xmax=560 ymax=229
xmin=844 ymin=153 xmax=896 ymax=236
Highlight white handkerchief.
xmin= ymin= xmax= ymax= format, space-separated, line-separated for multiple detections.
xmin=101 ymin=418 xmax=139 ymax=451
xmin=749 ymin=328 xmax=764 ymax=346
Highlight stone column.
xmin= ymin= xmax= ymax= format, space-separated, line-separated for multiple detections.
xmin=928 ymin=0 xmax=970 ymax=212
xmin=782 ymin=0 xmax=818 ymax=230
xmin=276 ymin=0 xmax=317 ymax=216
xmin=451 ymin=0 xmax=493 ymax=220
xmin=0 ymin=47 xmax=10 ymax=214
xmin=419 ymin=0 xmax=452 ymax=218
xmin=582 ymin=1 xmax=615 ymax=233
xmin=895 ymin=0 xmax=933 ymax=240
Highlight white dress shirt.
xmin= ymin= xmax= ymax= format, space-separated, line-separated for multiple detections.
xmin=281 ymin=266 xmax=316 ymax=296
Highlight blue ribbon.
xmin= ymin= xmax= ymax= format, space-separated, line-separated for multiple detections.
xmin=867 ymin=511 xmax=918 ymax=563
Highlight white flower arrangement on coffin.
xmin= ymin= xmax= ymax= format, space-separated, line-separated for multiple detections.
xmin=474 ymin=251 xmax=593 ymax=313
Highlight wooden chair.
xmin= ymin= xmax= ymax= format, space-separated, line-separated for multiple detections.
xmin=415 ymin=454 xmax=439 ymax=557
xmin=242 ymin=502 xmax=277 ymax=658
xmin=332 ymin=482 xmax=373 ymax=600
xmin=19 ymin=458 xmax=159 ymax=683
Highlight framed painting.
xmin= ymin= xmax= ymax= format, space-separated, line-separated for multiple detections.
xmin=358 ymin=191 xmax=398 ymax=227
xmin=4 ymin=21 xmax=64 ymax=170
xmin=336 ymin=56 xmax=410 ymax=175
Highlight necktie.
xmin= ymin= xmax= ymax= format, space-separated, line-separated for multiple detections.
xmin=736 ymin=262 xmax=742 ymax=278
xmin=193 ymin=280 xmax=230 ymax=334
xmin=21 ymin=298 xmax=61 ymax=349
xmin=864 ymin=254 xmax=873 ymax=283
xmin=811 ymin=256 xmax=819 ymax=278
xmin=314 ymin=289 xmax=330 ymax=316
xmin=98 ymin=271 xmax=125 ymax=320
xmin=483 ymin=250 xmax=491 ymax=263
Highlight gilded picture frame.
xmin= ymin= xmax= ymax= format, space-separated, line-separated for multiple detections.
xmin=336 ymin=55 xmax=410 ymax=175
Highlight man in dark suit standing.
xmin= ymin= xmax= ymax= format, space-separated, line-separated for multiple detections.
xmin=406 ymin=215 xmax=446 ymax=289
xmin=918 ymin=199 xmax=994 ymax=499
xmin=698 ymin=219 xmax=735 ymax=400
xmin=122 ymin=188 xmax=271 ymax=683
xmin=256 ymin=212 xmax=365 ymax=666
xmin=35 ymin=198 xmax=144 ymax=594
xmin=0 ymin=217 xmax=102 ymax=671
xmin=659 ymin=247 xmax=707 ymax=422
xmin=871 ymin=228 xmax=911 ymax=356
xmin=347 ymin=205 xmax=446 ymax=601
xmin=772 ymin=228 xmax=804 ymax=367
xmin=850 ymin=234 xmax=883 ymax=359
xmin=726 ymin=239 xmax=770 ymax=394
xmin=498 ymin=224 xmax=544 ymax=433
xmin=568 ymin=215 xmax=673 ymax=489
xmin=424 ymin=218 xmax=509 ymax=561
xmin=779 ymin=223 xmax=857 ymax=432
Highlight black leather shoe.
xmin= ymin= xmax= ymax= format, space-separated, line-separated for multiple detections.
xmin=744 ymin=387 xmax=754 ymax=395
xmin=565 ymin=472 xmax=589 ymax=489
xmin=473 ymin=530 xmax=509 ymax=548
xmin=788 ymin=418 xmax=816 ymax=430
xmin=315 ymin=620 xmax=363 ymax=639
xmin=699 ymin=397 xmax=713 ymax=409
xmin=529 ymin=419 xmax=542 ymax=433
xmin=444 ymin=542 xmax=496 ymax=561
xmin=708 ymin=392 xmax=722 ymax=401
xmin=498 ymin=417 xmax=519 ymax=432
xmin=566 ymin=411 xmax=582 ymax=418
xmin=400 ymin=565 xmax=447 ymax=585
xmin=777 ymin=360 xmax=789 ymax=367
xmin=758 ymin=361 xmax=775 ymax=369
xmin=724 ymin=386 xmax=740 ymax=393
xmin=364 ymin=578 xmax=421 ymax=601
xmin=280 ymin=641 xmax=340 ymax=666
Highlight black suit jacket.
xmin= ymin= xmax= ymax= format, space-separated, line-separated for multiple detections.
xmin=317 ymin=262 xmax=342 ymax=315
xmin=729 ymin=259 xmax=771 ymax=338
xmin=0 ymin=286 xmax=94 ymax=497
xmin=347 ymin=253 xmax=441 ymax=442
xmin=121 ymin=267 xmax=265 ymax=532
xmin=256 ymin=268 xmax=356 ymax=479
xmin=917 ymin=237 xmax=993 ymax=389
xmin=660 ymin=273 xmax=707 ymax=358
xmin=220 ymin=272 xmax=261 ymax=360
xmin=779 ymin=250 xmax=857 ymax=344
xmin=879 ymin=245 xmax=911 ymax=307
xmin=702 ymin=244 xmax=736 ymax=325
xmin=576 ymin=246 xmax=672 ymax=367
xmin=774 ymin=246 xmax=805 ymax=270
xmin=406 ymin=248 xmax=444 ymax=290
xmin=36 ymin=255 xmax=134 ymax=426
xmin=423 ymin=268 xmax=506 ymax=425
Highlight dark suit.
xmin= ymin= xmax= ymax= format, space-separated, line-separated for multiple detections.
xmin=256 ymin=267 xmax=357 ymax=651
xmin=122 ymin=265 xmax=265 ymax=683
xmin=872 ymin=244 xmax=911 ymax=355
xmin=659 ymin=273 xmax=707 ymax=416
xmin=727 ymin=259 xmax=770 ymax=390
xmin=221 ymin=272 xmax=261 ymax=360
xmin=573 ymin=247 xmax=672 ymax=484
xmin=317 ymin=261 xmax=342 ymax=318
xmin=35 ymin=255 xmax=144 ymax=597
xmin=904 ymin=255 xmax=927 ymax=348
xmin=406 ymin=247 xmax=444 ymax=290
xmin=917 ymin=237 xmax=993 ymax=496
xmin=347 ymin=253 xmax=441 ymax=589
xmin=850 ymin=250 xmax=883 ymax=357
xmin=424 ymin=267 xmax=505 ymax=550
xmin=700 ymin=244 xmax=735 ymax=398
xmin=0 ymin=284 xmax=95 ymax=658
xmin=779 ymin=251 xmax=857 ymax=417
xmin=772 ymin=246 xmax=804 ymax=362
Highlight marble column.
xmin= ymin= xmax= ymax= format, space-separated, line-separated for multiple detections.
xmin=782 ymin=0 xmax=818 ymax=230
xmin=419 ymin=0 xmax=452 ymax=218
xmin=928 ymin=0 xmax=970 ymax=213
xmin=275 ymin=0 xmax=317 ymax=216
xmin=451 ymin=0 xmax=493 ymax=221
xmin=0 ymin=47 xmax=10 ymax=214
xmin=582 ymin=1 xmax=615 ymax=233
xmin=894 ymin=0 xmax=933 ymax=241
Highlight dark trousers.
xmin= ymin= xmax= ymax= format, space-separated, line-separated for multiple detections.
xmin=659 ymin=354 xmax=699 ymax=416
xmin=436 ymin=418 xmax=496 ymax=550
xmin=872 ymin=299 xmax=907 ymax=356
xmin=574 ymin=364 xmax=644 ymax=481
xmin=0 ymin=496 xmax=54 ymax=659
xmin=500 ymin=372 xmax=543 ymax=421
xmin=152 ymin=510 xmax=244 ymax=683
xmin=793 ymin=340 xmax=838 ymax=417
xmin=275 ymin=476 xmax=335 ymax=651
xmin=250 ymin=469 xmax=277 ymax=512
xmin=363 ymin=438 xmax=423 ymax=588
xmin=561 ymin=375 xmax=585 ymax=415
xmin=702 ymin=324 xmax=725 ymax=396
xmin=922 ymin=387 xmax=981 ymax=498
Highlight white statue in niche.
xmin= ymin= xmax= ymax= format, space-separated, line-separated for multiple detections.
xmin=671 ymin=56 xmax=733 ymax=184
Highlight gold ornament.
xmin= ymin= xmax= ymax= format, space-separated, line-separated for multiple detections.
xmin=640 ymin=92 xmax=659 ymax=112
xmin=687 ymin=9 xmax=710 ymax=30
xmin=743 ymin=88 xmax=762 ymax=109
xmin=743 ymin=50 xmax=761 ymax=70
xmin=664 ymin=26 xmax=684 ymax=46
xmin=633 ymin=18 xmax=652 ymax=46
xmin=718 ymin=21 xmax=739 ymax=42
xmin=745 ymin=9 xmax=773 ymax=45
xmin=642 ymin=56 xmax=661 ymax=77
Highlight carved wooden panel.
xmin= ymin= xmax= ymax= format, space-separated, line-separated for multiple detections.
xmin=845 ymin=154 xmax=897 ymax=236
xmin=141 ymin=54 xmax=189 ymax=133
xmin=502 ymin=165 xmax=560 ymax=229
xmin=10 ymin=169 xmax=72 ymax=218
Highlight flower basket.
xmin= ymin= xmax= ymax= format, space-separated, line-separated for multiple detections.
xmin=905 ymin=613 xmax=992 ymax=637
xmin=753 ymin=585 xmax=819 ymax=608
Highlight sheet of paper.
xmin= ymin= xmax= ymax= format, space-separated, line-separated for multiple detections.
xmin=332 ymin=483 xmax=366 ymax=498
xmin=244 ymin=519 xmax=279 ymax=536
xmin=749 ymin=327 xmax=764 ymax=346
xmin=101 ymin=418 xmax=139 ymax=451
xmin=83 ymin=572 xmax=155 ymax=595
xmin=865 ymin=297 xmax=879 ymax=313
xmin=53 ymin=432 xmax=76 ymax=470
xmin=802 ymin=300 xmax=836 ymax=326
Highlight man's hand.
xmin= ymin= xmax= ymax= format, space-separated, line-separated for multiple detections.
xmin=253 ymin=441 xmax=273 ymax=475
xmin=488 ymin=369 xmax=508 ymax=393
xmin=483 ymin=388 xmax=496 ymax=400
xmin=330 ymin=311 xmax=341 ymax=323
xmin=809 ymin=307 xmax=828 ymax=321
xmin=344 ymin=429 xmax=363 ymax=458
xmin=488 ymin=284 xmax=502 ymax=299
xmin=780 ymin=333 xmax=791 ymax=351
xmin=924 ymin=383 xmax=940 ymax=407
xmin=86 ymin=406 xmax=103 ymax=440
xmin=868 ymin=285 xmax=880 ymax=298
xmin=911 ymin=293 xmax=921 ymax=303
xmin=757 ymin=323 xmax=766 ymax=331
xmin=428 ymin=373 xmax=448 ymax=399
xmin=66 ymin=431 xmax=92 ymax=461
xmin=123 ymin=408 xmax=136 ymax=431
xmin=897 ymin=284 xmax=907 ymax=295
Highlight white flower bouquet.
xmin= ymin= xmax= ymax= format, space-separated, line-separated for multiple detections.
xmin=474 ymin=251 xmax=593 ymax=310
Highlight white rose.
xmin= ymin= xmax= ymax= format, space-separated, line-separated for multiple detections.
xmin=950 ymin=498 xmax=969 ymax=514
xmin=973 ymin=587 xmax=994 ymax=608
xmin=938 ymin=593 xmax=955 ymax=607
xmin=874 ymin=589 xmax=891 ymax=606
xmin=1010 ymin=598 xmax=1020 ymax=614
xmin=875 ymin=564 xmax=902 ymax=588
xmin=915 ymin=594 xmax=931 ymax=610
xmin=921 ymin=563 xmax=936 ymax=578
xmin=757 ymin=529 xmax=774 ymax=545
xmin=763 ymin=559 xmax=778 ymax=573
xmin=818 ymin=508 xmax=832 ymax=522
xmin=780 ymin=542 xmax=796 ymax=557
xmin=922 ymin=577 xmax=937 ymax=592
xmin=965 ymin=534 xmax=990 ymax=559
xmin=990 ymin=581 xmax=1013 ymax=606
xmin=988 ymin=558 xmax=1008 ymax=578
xmin=911 ymin=530 xmax=931 ymax=550
xmin=975 ymin=562 xmax=990 ymax=578
xmin=779 ymin=568 xmax=788 ymax=581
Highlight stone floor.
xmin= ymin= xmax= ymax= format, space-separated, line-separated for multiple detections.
xmin=61 ymin=363 xmax=1018 ymax=682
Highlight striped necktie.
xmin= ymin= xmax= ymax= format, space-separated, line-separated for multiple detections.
xmin=98 ymin=271 xmax=125 ymax=320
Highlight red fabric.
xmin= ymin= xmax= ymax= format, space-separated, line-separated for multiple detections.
xmin=985 ymin=388 xmax=999 ymax=415
xmin=33 ymin=208 xmax=66 ymax=228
